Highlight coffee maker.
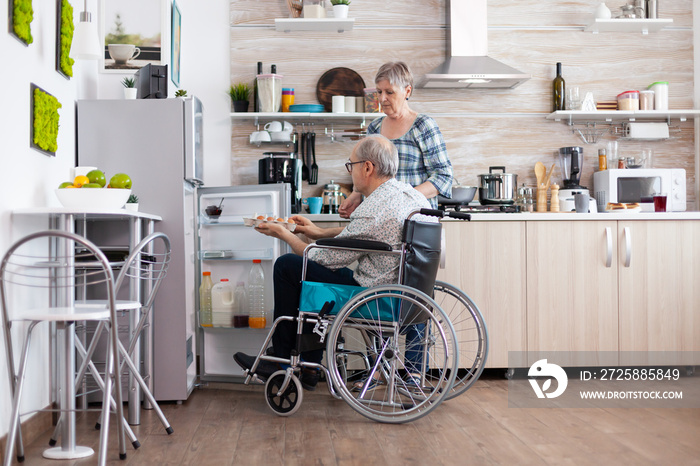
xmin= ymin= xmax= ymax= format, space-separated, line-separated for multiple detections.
xmin=557 ymin=146 xmax=592 ymax=211
xmin=258 ymin=152 xmax=302 ymax=213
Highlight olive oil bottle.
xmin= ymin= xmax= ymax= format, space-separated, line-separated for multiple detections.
xmin=553 ymin=62 xmax=566 ymax=111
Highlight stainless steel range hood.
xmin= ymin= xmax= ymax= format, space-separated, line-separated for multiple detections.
xmin=418 ymin=0 xmax=530 ymax=89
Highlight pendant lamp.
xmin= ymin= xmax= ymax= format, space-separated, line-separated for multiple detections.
xmin=71 ymin=0 xmax=101 ymax=59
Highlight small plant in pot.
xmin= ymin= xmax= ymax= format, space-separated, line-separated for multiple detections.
xmin=175 ymin=89 xmax=188 ymax=98
xmin=229 ymin=83 xmax=250 ymax=112
xmin=122 ymin=76 xmax=137 ymax=99
xmin=330 ymin=0 xmax=350 ymax=18
xmin=125 ymin=193 xmax=139 ymax=211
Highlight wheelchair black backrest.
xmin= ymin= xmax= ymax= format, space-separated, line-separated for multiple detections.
xmin=400 ymin=219 xmax=442 ymax=296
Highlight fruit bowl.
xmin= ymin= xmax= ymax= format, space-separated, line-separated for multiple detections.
xmin=55 ymin=188 xmax=132 ymax=210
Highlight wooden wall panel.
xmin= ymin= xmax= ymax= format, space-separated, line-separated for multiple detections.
xmin=229 ymin=0 xmax=697 ymax=208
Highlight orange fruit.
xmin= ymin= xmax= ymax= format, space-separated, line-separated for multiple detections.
xmin=73 ymin=175 xmax=90 ymax=187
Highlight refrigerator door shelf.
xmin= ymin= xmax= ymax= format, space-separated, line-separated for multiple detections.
xmin=200 ymin=249 xmax=273 ymax=261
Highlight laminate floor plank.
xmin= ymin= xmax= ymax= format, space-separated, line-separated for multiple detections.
xmin=15 ymin=375 xmax=700 ymax=465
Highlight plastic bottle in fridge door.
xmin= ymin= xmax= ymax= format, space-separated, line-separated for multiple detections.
xmin=248 ymin=260 xmax=267 ymax=328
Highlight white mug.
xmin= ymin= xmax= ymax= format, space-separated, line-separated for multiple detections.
xmin=250 ymin=131 xmax=272 ymax=143
xmin=332 ymin=95 xmax=345 ymax=113
xmin=270 ymin=130 xmax=292 ymax=142
xmin=282 ymin=121 xmax=293 ymax=131
xmin=264 ymin=121 xmax=283 ymax=132
xmin=108 ymin=44 xmax=141 ymax=64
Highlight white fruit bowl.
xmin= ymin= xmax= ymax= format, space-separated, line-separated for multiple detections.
xmin=55 ymin=188 xmax=132 ymax=210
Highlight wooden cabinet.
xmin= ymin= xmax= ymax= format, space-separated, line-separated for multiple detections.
xmin=437 ymin=221 xmax=527 ymax=368
xmin=526 ymin=221 xmax=619 ymax=365
xmin=440 ymin=218 xmax=700 ymax=369
xmin=618 ymin=220 xmax=700 ymax=354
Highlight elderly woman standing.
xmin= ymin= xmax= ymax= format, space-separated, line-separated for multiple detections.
xmin=340 ymin=61 xmax=453 ymax=216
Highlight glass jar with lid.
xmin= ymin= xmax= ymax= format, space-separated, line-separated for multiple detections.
xmin=303 ymin=0 xmax=327 ymax=18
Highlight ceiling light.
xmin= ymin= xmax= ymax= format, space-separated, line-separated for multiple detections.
xmin=70 ymin=0 xmax=101 ymax=60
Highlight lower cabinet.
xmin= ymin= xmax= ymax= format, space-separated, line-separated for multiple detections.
xmin=437 ymin=221 xmax=527 ymax=368
xmin=440 ymin=218 xmax=700 ymax=368
xmin=618 ymin=220 xmax=700 ymax=356
xmin=526 ymin=221 xmax=619 ymax=365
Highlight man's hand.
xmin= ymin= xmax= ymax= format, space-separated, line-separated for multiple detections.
xmin=338 ymin=191 xmax=363 ymax=219
xmin=290 ymin=215 xmax=325 ymax=240
xmin=254 ymin=221 xmax=292 ymax=240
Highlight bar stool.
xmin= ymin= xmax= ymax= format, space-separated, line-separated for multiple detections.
xmin=0 ymin=230 xmax=127 ymax=465
xmin=51 ymin=231 xmax=174 ymax=449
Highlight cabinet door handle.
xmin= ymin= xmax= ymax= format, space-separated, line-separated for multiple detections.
xmin=605 ymin=227 xmax=612 ymax=268
xmin=623 ymin=226 xmax=632 ymax=267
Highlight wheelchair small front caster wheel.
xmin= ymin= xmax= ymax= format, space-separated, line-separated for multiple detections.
xmin=265 ymin=370 xmax=303 ymax=417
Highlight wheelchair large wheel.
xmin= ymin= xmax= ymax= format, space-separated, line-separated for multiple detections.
xmin=264 ymin=370 xmax=303 ymax=417
xmin=326 ymin=285 xmax=458 ymax=423
xmin=432 ymin=281 xmax=489 ymax=400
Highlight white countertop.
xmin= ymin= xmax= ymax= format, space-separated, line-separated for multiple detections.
xmin=13 ymin=207 xmax=162 ymax=221
xmin=302 ymin=212 xmax=700 ymax=222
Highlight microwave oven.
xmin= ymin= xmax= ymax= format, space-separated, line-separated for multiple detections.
xmin=593 ymin=169 xmax=686 ymax=212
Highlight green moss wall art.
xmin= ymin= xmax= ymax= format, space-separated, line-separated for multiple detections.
xmin=31 ymin=84 xmax=62 ymax=156
xmin=57 ymin=0 xmax=75 ymax=78
xmin=9 ymin=0 xmax=34 ymax=45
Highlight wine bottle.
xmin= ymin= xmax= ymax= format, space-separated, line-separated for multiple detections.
xmin=553 ymin=62 xmax=566 ymax=111
xmin=254 ymin=62 xmax=262 ymax=113
xmin=271 ymin=64 xmax=277 ymax=74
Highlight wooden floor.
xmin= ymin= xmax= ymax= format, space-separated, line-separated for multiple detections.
xmin=14 ymin=371 xmax=700 ymax=465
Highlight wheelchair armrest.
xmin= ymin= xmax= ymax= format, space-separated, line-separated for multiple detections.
xmin=316 ymin=238 xmax=393 ymax=251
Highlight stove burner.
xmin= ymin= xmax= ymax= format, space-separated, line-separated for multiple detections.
xmin=438 ymin=203 xmax=521 ymax=213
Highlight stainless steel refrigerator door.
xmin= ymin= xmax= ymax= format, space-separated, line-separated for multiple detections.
xmin=196 ymin=183 xmax=291 ymax=380
xmin=77 ymin=99 xmax=198 ymax=401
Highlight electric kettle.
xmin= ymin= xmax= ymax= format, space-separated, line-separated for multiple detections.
xmin=322 ymin=180 xmax=346 ymax=214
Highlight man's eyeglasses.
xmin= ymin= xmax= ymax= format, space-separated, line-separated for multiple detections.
xmin=345 ymin=160 xmax=373 ymax=173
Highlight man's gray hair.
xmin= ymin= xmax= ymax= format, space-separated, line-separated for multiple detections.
xmin=375 ymin=61 xmax=414 ymax=90
xmin=355 ymin=134 xmax=398 ymax=178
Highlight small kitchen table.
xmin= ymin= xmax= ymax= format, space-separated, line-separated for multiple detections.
xmin=11 ymin=208 xmax=161 ymax=459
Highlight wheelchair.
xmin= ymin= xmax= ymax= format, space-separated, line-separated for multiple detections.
xmin=241 ymin=208 xmax=488 ymax=423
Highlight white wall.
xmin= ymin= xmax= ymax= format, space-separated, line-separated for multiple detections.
xmin=0 ymin=0 xmax=231 ymax=440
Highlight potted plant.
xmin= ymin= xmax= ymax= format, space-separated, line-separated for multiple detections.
xmin=125 ymin=193 xmax=139 ymax=211
xmin=175 ymin=89 xmax=188 ymax=98
xmin=330 ymin=0 xmax=350 ymax=18
xmin=122 ymin=77 xmax=137 ymax=99
xmin=229 ymin=83 xmax=250 ymax=112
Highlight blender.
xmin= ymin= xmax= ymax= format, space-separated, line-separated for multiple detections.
xmin=557 ymin=146 xmax=593 ymax=212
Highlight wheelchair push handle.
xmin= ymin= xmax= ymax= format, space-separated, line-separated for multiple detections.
xmin=408 ymin=208 xmax=471 ymax=221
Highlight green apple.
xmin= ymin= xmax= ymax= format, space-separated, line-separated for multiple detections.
xmin=86 ymin=169 xmax=106 ymax=187
xmin=109 ymin=173 xmax=132 ymax=189
xmin=83 ymin=183 xmax=102 ymax=188
xmin=58 ymin=181 xmax=73 ymax=189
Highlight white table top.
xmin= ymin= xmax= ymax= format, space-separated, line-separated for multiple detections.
xmin=13 ymin=207 xmax=162 ymax=221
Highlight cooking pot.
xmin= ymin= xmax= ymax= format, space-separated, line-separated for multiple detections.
xmin=437 ymin=185 xmax=478 ymax=205
xmin=478 ymin=166 xmax=517 ymax=205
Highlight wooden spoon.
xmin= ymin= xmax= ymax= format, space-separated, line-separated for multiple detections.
xmin=543 ymin=163 xmax=556 ymax=189
xmin=535 ymin=162 xmax=546 ymax=187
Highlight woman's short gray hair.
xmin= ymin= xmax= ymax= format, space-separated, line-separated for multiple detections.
xmin=375 ymin=61 xmax=414 ymax=90
xmin=355 ymin=135 xmax=398 ymax=178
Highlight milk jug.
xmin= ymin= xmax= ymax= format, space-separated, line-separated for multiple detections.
xmin=211 ymin=279 xmax=234 ymax=327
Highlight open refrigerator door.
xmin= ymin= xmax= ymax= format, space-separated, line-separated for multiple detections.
xmin=196 ymin=183 xmax=291 ymax=381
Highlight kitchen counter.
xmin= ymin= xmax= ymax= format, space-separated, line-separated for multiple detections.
xmin=302 ymin=211 xmax=700 ymax=222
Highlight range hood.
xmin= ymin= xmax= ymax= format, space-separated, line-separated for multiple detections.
xmin=418 ymin=0 xmax=530 ymax=89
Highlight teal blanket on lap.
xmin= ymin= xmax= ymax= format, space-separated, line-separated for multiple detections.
xmin=299 ymin=281 xmax=399 ymax=322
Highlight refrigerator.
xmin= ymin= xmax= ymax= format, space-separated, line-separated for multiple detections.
xmin=77 ymin=97 xmax=290 ymax=400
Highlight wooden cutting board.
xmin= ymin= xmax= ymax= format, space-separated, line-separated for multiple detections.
xmin=316 ymin=67 xmax=366 ymax=112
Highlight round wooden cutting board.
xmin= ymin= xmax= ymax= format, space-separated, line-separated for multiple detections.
xmin=316 ymin=67 xmax=366 ymax=112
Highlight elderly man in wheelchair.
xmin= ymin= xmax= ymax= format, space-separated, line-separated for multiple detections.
xmin=234 ymin=135 xmax=474 ymax=422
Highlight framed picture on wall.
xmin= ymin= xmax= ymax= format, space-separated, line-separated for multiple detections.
xmin=171 ymin=0 xmax=181 ymax=87
xmin=99 ymin=0 xmax=169 ymax=74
